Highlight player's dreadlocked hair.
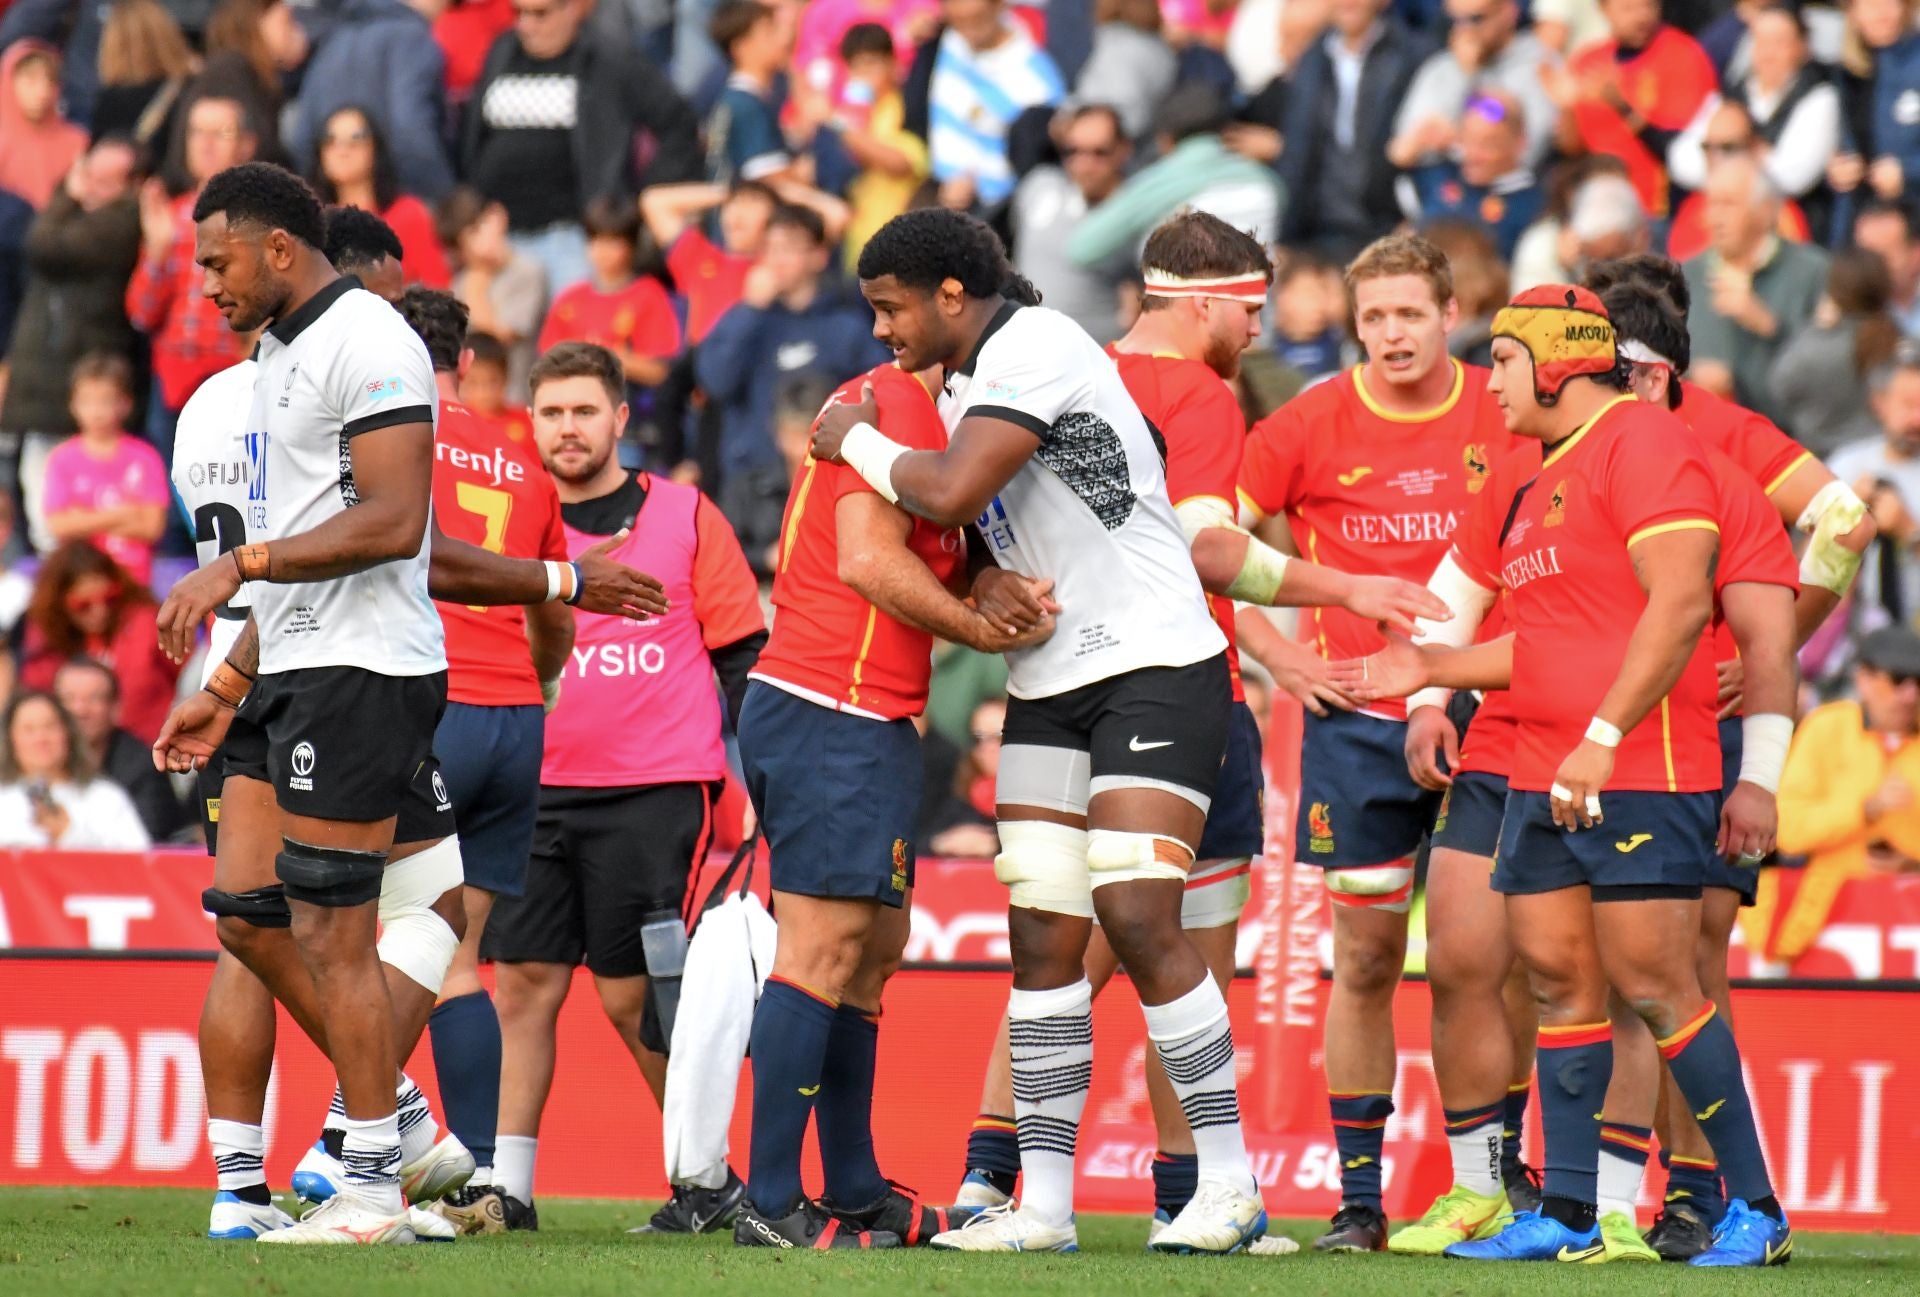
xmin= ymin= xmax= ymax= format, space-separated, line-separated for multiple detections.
xmin=856 ymin=208 xmax=1041 ymax=306
xmin=395 ymin=287 xmax=471 ymax=375
xmin=323 ymin=204 xmax=405 ymax=275
xmin=1584 ymin=253 xmax=1689 ymax=317
xmin=1138 ymin=210 xmax=1273 ymax=313
xmin=1592 ymin=282 xmax=1690 ymax=408
xmin=193 ymin=161 xmax=326 ymax=249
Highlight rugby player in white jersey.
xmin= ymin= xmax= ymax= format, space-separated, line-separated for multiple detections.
xmin=811 ymin=208 xmax=1261 ymax=1254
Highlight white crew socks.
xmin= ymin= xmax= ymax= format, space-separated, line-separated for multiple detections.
xmin=208 ymin=1118 xmax=267 ymax=1194
xmin=1597 ymin=1146 xmax=1648 ymax=1222
xmin=495 ymin=1134 xmax=537 ymax=1205
xmin=336 ymin=1112 xmax=404 ymax=1213
xmin=1141 ymin=976 xmax=1257 ymax=1198
xmin=1007 ymin=978 xmax=1094 ymax=1228
xmin=1445 ymin=1110 xmax=1504 ymax=1197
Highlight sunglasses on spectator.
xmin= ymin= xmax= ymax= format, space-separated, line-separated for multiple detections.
xmin=323 ymin=128 xmax=371 ymax=147
xmin=64 ymin=587 xmax=120 ymax=613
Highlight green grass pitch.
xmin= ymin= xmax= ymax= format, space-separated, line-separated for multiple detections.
xmin=3 ymin=1187 xmax=1919 ymax=1296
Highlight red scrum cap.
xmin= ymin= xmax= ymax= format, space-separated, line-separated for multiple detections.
xmin=1490 ymin=284 xmax=1618 ymax=402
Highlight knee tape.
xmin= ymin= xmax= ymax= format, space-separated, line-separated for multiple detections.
xmin=1086 ymin=829 xmax=1193 ymax=889
xmin=1325 ymin=862 xmax=1415 ymax=913
xmin=1180 ymin=856 xmax=1252 ymax=930
xmin=993 ymin=820 xmax=1094 ymax=918
xmin=201 ymin=883 xmax=292 ymax=929
xmin=276 ymin=838 xmax=386 ymax=908
xmin=376 ymin=835 xmax=464 ymax=995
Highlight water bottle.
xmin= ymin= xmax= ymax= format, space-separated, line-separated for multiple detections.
xmin=640 ymin=907 xmax=689 ymax=1043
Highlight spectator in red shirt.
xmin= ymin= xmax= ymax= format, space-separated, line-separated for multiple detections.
xmin=641 ymin=178 xmax=777 ymax=344
xmin=0 ymin=41 xmax=86 ymax=210
xmin=432 ymin=0 xmax=516 ymax=108
xmin=537 ymin=196 xmax=683 ymax=395
xmin=1551 ymin=0 xmax=1718 ymax=216
xmin=18 ymin=542 xmax=181 ymax=745
xmin=124 ymin=93 xmax=257 ymax=467
xmin=309 ymin=104 xmax=453 ymax=289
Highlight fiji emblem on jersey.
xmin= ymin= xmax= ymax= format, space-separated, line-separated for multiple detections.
xmin=1308 ymin=802 xmax=1334 ymax=854
xmin=1544 ymin=479 xmax=1567 ymax=528
xmin=890 ymin=839 xmax=908 ymax=893
xmin=1463 ymin=444 xmax=1491 ymax=493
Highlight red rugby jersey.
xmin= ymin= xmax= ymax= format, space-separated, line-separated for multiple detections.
xmin=751 ymin=364 xmax=965 ymax=720
xmin=432 ymin=399 xmax=569 ymax=707
xmin=1452 ymin=397 xmax=1723 ymax=793
xmin=1110 ymin=349 xmax=1248 ymax=702
xmin=1238 ymin=361 xmax=1518 ymax=719
xmin=537 ymin=276 xmax=684 ymax=361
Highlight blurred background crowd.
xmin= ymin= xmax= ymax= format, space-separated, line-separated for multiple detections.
xmin=0 ymin=0 xmax=1915 ymax=940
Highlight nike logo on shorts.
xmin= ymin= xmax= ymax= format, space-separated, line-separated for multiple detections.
xmin=1129 ymin=737 xmax=1174 ymax=752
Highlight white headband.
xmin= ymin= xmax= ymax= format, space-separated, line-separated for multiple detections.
xmin=1141 ymin=269 xmax=1270 ymax=305
xmin=1618 ymin=338 xmax=1676 ymax=369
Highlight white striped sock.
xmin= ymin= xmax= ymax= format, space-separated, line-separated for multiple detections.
xmin=1008 ymin=979 xmax=1093 ymax=1228
xmin=1143 ymin=978 xmax=1255 ymax=1196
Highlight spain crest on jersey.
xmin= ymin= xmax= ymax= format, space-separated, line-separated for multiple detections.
xmin=1545 ymin=479 xmax=1567 ymax=528
xmin=1463 ymin=443 xmax=1491 ymax=493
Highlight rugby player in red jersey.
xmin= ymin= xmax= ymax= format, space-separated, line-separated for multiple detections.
xmin=1235 ymin=234 xmax=1530 ymax=1252
xmin=1579 ymin=262 xmax=1871 ymax=1258
xmin=734 ymin=357 xmax=1051 ymax=1249
xmin=1341 ymin=286 xmax=1792 ymax=1269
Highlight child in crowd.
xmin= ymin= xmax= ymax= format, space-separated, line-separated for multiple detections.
xmin=643 ymin=181 xmax=780 ymax=345
xmin=37 ymin=355 xmax=169 ymax=585
xmin=1270 ymin=254 xmax=1347 ymax=381
xmin=458 ymin=331 xmax=534 ymax=448
xmin=441 ymin=187 xmax=547 ymax=403
xmin=833 ymin=23 xmax=928 ymax=269
xmin=708 ymin=0 xmax=799 ymax=187
xmin=537 ymin=197 xmax=683 ymax=394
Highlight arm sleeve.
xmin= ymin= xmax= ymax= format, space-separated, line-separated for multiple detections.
xmin=1162 ymin=379 xmax=1246 ymax=508
xmin=730 ymin=98 xmax=792 ymax=181
xmin=960 ymin=317 xmax=1089 ymax=440
xmin=1667 ymin=95 xmax=1716 ymax=193
xmin=329 ymin=312 xmax=437 ymax=437
xmin=1763 ymin=85 xmax=1841 ymax=197
xmin=1235 ymin=406 xmax=1305 ymax=523
xmin=1714 ymin=473 xmax=1800 ymax=592
xmin=710 ymin=629 xmax=769 ymax=729
xmin=691 ymin=493 xmax=768 ymax=649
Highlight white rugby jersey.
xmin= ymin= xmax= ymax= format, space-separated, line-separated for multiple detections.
xmin=246 ymin=278 xmax=445 ymax=676
xmin=940 ymin=303 xmax=1225 ymax=699
xmin=172 ymin=359 xmax=258 ymax=686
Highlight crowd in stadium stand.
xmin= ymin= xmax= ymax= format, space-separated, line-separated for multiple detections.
xmin=0 ymin=0 xmax=1915 ymax=901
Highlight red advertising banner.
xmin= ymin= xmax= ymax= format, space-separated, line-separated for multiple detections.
xmin=9 ymin=849 xmax=1920 ymax=982
xmin=1 ymin=958 xmax=1912 ymax=1231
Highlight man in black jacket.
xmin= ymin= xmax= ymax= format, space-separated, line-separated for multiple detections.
xmin=1276 ymin=0 xmax=1433 ymax=261
xmin=462 ymin=0 xmax=702 ymax=297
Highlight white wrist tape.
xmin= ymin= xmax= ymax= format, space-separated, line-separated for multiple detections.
xmin=1174 ymin=495 xmax=1291 ymax=604
xmin=543 ymin=560 xmax=567 ymax=603
xmin=839 ymin=421 xmax=907 ymax=504
xmin=1795 ymin=478 xmax=1868 ymax=596
xmin=1737 ymin=712 xmax=1793 ymax=795
xmin=1586 ymin=717 xmax=1624 ymax=748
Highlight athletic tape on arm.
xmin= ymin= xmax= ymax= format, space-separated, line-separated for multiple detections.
xmin=1737 ymin=713 xmax=1793 ymax=795
xmin=839 ymin=422 xmax=908 ymax=505
xmin=1407 ymin=553 xmax=1499 ymax=714
xmin=1174 ymin=495 xmax=1291 ymax=605
xmin=1795 ymin=479 xmax=1868 ymax=596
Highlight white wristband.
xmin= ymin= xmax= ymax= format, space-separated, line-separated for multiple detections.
xmin=543 ymin=560 xmax=566 ymax=603
xmin=1737 ymin=712 xmax=1794 ymax=795
xmin=1407 ymin=688 xmax=1453 ymax=716
xmin=839 ymin=421 xmax=907 ymax=505
xmin=1585 ymin=717 xmax=1623 ymax=748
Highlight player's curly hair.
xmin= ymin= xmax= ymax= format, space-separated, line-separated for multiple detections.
xmin=396 ymin=287 xmax=471 ymax=375
xmin=1583 ymin=254 xmax=1688 ymax=317
xmin=856 ymin=208 xmax=1041 ymax=305
xmin=323 ymin=204 xmax=404 ymax=274
xmin=192 ymin=161 xmax=326 ymax=249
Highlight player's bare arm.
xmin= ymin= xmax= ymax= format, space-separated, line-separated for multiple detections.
xmin=838 ymin=492 xmax=1052 ymax=653
xmin=425 ymin=522 xmax=669 ymax=619
xmin=1552 ymin=527 xmax=1719 ymax=830
xmin=153 ymin=616 xmax=260 ymax=773
xmin=1717 ymin=580 xmax=1797 ymax=861
xmin=1331 ymin=630 xmax=1515 ymax=701
xmin=812 ymin=386 xmax=1040 ymax=528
